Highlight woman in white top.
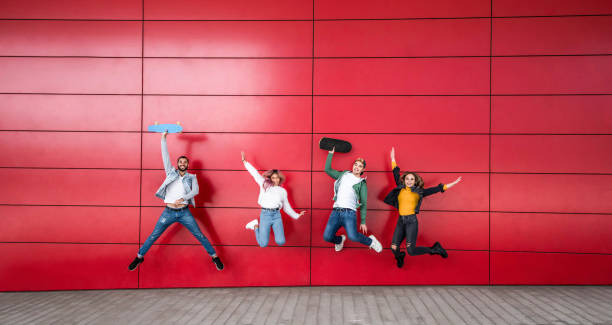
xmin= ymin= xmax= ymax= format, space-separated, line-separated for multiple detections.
xmin=242 ymin=151 xmax=305 ymax=247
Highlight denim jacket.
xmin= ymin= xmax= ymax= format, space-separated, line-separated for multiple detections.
xmin=154 ymin=137 xmax=199 ymax=207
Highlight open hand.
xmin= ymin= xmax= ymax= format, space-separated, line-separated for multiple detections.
xmin=359 ymin=224 xmax=368 ymax=234
xmin=241 ymin=151 xmax=246 ymax=162
xmin=390 ymin=147 xmax=395 ymax=161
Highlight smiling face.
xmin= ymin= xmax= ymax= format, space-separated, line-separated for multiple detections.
xmin=270 ymin=173 xmax=281 ymax=186
xmin=352 ymin=160 xmax=365 ymax=176
xmin=404 ymin=173 xmax=416 ymax=187
xmin=177 ymin=157 xmax=189 ymax=172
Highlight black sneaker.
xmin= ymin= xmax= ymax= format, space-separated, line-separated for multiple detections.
xmin=212 ymin=256 xmax=224 ymax=271
xmin=395 ymin=251 xmax=406 ymax=268
xmin=128 ymin=256 xmax=143 ymax=271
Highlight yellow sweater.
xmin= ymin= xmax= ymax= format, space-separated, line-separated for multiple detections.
xmin=392 ymin=161 xmax=447 ymax=215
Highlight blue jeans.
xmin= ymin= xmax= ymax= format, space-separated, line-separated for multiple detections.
xmin=323 ymin=208 xmax=372 ymax=247
xmin=138 ymin=207 xmax=216 ymax=256
xmin=254 ymin=209 xmax=286 ymax=247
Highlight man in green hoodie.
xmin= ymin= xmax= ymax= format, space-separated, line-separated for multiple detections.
xmin=323 ymin=147 xmax=383 ymax=253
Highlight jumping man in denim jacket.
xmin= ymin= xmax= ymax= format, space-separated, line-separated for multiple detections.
xmin=322 ymin=147 xmax=383 ymax=253
xmin=128 ymin=131 xmax=223 ymax=271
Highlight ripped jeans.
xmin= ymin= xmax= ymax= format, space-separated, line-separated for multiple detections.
xmin=138 ymin=206 xmax=216 ymax=257
xmin=391 ymin=214 xmax=432 ymax=256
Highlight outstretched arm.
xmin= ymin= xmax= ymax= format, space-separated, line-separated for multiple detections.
xmin=358 ymin=184 xmax=368 ymax=233
xmin=281 ymin=189 xmax=305 ymax=220
xmin=324 ymin=147 xmax=343 ymax=179
xmin=242 ymin=151 xmax=264 ymax=186
xmin=161 ymin=131 xmax=174 ymax=175
xmin=422 ymin=177 xmax=462 ymax=197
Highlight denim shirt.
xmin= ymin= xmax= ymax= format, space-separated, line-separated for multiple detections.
xmin=154 ymin=137 xmax=199 ymax=207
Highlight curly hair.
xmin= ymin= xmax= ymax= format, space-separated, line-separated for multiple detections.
xmin=400 ymin=171 xmax=424 ymax=189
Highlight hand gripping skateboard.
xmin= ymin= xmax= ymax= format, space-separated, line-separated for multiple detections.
xmin=147 ymin=121 xmax=183 ymax=133
xmin=319 ymin=137 xmax=352 ymax=153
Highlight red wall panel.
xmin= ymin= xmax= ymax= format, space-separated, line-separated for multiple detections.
xmin=2 ymin=0 xmax=610 ymax=290
xmin=492 ymin=135 xmax=612 ymax=173
xmin=0 ymin=131 xmax=140 ymax=168
xmin=493 ymin=0 xmax=612 ymax=16
xmin=143 ymin=96 xmax=311 ymax=133
xmin=492 ymin=96 xmax=612 ymax=134
xmin=491 ymin=174 xmax=612 ymax=214
xmin=311 ymin=248 xmax=488 ymax=285
xmin=140 ymin=207 xmax=311 ymax=246
xmin=312 ymin=172 xmax=489 ymax=212
xmin=316 ymin=19 xmax=490 ymax=57
xmin=491 ymin=213 xmax=612 ymax=254
xmin=0 ymin=21 xmax=142 ymax=57
xmin=315 ymin=0 xmax=490 ymax=19
xmin=314 ymin=96 xmax=490 ymax=134
xmin=0 ymin=0 xmax=141 ymax=19
xmin=142 ymin=133 xmax=311 ymax=171
xmin=492 ymin=56 xmax=612 ymax=94
xmin=0 ymin=169 xmax=140 ymax=206
xmin=312 ymin=134 xmax=489 ymax=172
xmin=144 ymin=0 xmax=312 ymax=20
xmin=144 ymin=59 xmax=311 ymax=95
xmin=0 ymin=206 xmax=139 ymax=243
xmin=491 ymin=252 xmax=612 ymax=285
xmin=493 ymin=17 xmax=612 ymax=55
xmin=311 ymin=209 xmax=489 ymax=251
xmin=0 ymin=95 xmax=141 ymax=131
xmin=145 ymin=21 xmax=311 ymax=57
xmin=139 ymin=246 xmax=309 ymax=288
xmin=315 ymin=58 xmax=489 ymax=95
xmin=141 ymin=170 xmax=310 ymax=209
xmin=0 ymin=58 xmax=141 ymax=94
xmin=0 ymin=244 xmax=138 ymax=291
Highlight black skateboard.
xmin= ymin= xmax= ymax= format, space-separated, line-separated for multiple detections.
xmin=319 ymin=137 xmax=352 ymax=153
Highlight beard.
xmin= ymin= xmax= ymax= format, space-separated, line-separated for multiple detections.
xmin=178 ymin=165 xmax=188 ymax=172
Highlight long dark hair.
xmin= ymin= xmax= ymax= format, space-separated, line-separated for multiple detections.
xmin=262 ymin=169 xmax=285 ymax=190
xmin=400 ymin=171 xmax=424 ymax=189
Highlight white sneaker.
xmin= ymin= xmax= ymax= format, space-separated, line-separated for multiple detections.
xmin=369 ymin=235 xmax=382 ymax=253
xmin=245 ymin=219 xmax=258 ymax=230
xmin=335 ymin=235 xmax=346 ymax=252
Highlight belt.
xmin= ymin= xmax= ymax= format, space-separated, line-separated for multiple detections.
xmin=166 ymin=205 xmax=188 ymax=211
xmin=333 ymin=208 xmax=355 ymax=212
xmin=262 ymin=207 xmax=280 ymax=211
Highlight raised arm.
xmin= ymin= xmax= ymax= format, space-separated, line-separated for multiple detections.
xmin=281 ymin=189 xmax=305 ymax=220
xmin=161 ymin=131 xmax=174 ymax=174
xmin=241 ymin=151 xmax=264 ymax=186
xmin=324 ymin=147 xmax=342 ymax=179
xmin=390 ymin=147 xmax=401 ymax=185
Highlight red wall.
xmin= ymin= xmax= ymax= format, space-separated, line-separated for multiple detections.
xmin=1 ymin=0 xmax=611 ymax=291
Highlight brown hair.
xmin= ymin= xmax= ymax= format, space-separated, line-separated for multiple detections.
xmin=353 ymin=158 xmax=366 ymax=175
xmin=262 ymin=169 xmax=285 ymax=190
xmin=400 ymin=171 xmax=424 ymax=188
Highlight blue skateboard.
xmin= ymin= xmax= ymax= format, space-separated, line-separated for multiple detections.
xmin=147 ymin=122 xmax=183 ymax=133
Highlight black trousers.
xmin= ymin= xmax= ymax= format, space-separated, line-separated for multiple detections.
xmin=391 ymin=214 xmax=432 ymax=256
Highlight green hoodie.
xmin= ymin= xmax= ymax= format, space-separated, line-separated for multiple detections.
xmin=325 ymin=152 xmax=368 ymax=225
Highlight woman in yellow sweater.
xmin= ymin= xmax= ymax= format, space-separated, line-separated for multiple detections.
xmin=383 ymin=147 xmax=461 ymax=268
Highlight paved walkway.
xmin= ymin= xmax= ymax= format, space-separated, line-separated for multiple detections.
xmin=1 ymin=286 xmax=611 ymax=324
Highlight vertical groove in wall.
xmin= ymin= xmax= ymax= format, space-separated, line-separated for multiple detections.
xmin=137 ymin=0 xmax=144 ymax=288
xmin=488 ymin=0 xmax=493 ymax=285
xmin=309 ymin=0 xmax=315 ymax=287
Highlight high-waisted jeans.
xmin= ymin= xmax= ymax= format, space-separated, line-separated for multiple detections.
xmin=138 ymin=206 xmax=216 ymax=256
xmin=391 ymin=214 xmax=432 ymax=256
xmin=254 ymin=208 xmax=286 ymax=247
xmin=323 ymin=208 xmax=372 ymax=246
